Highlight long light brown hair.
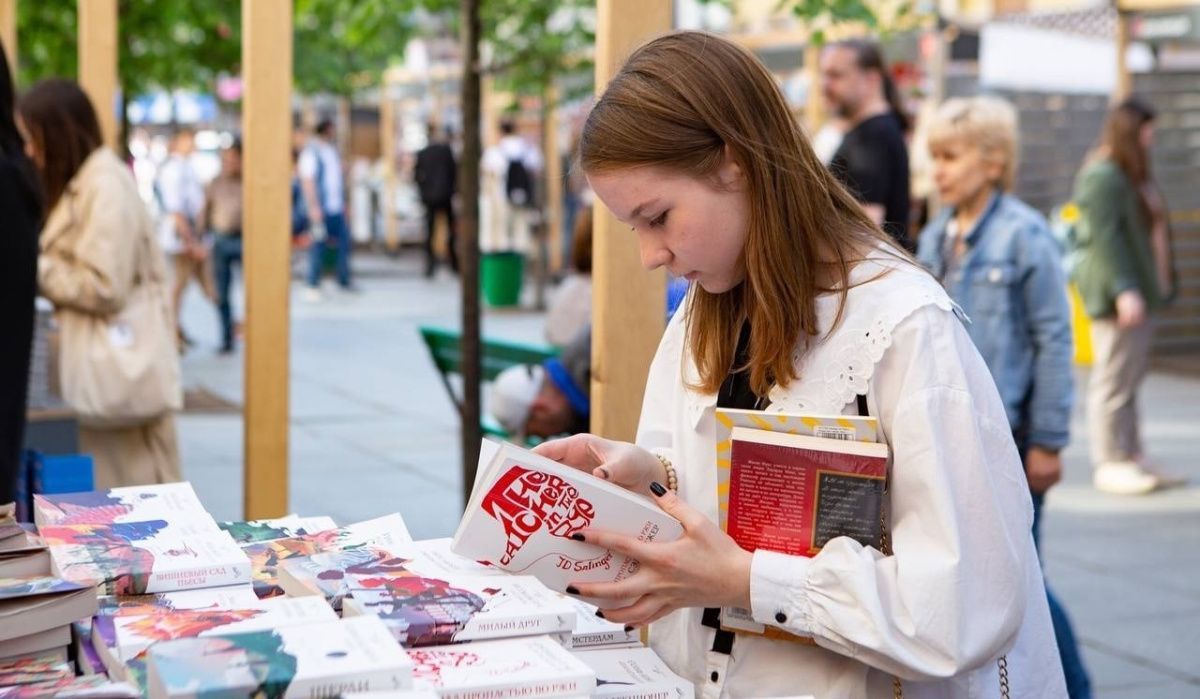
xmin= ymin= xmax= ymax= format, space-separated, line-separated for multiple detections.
xmin=580 ymin=31 xmax=898 ymax=397
xmin=1093 ymin=96 xmax=1156 ymax=223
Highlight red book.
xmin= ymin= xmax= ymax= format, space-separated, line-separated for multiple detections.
xmin=722 ymin=426 xmax=888 ymax=641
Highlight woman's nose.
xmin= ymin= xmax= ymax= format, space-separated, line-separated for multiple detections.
xmin=638 ymin=234 xmax=671 ymax=271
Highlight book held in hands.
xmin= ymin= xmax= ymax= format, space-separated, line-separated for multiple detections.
xmin=452 ymin=440 xmax=683 ymax=604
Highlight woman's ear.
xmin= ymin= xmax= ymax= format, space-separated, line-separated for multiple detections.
xmin=718 ymin=144 xmax=744 ymax=189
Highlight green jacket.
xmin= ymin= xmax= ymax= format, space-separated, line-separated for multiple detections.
xmin=1070 ymin=160 xmax=1162 ymax=318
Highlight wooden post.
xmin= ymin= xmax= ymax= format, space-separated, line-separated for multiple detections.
xmin=380 ymin=87 xmax=399 ymax=250
xmin=77 ymin=0 xmax=119 ymax=150
xmin=241 ymin=0 xmax=292 ymax=519
xmin=544 ymin=85 xmax=564 ymax=274
xmin=1115 ymin=10 xmax=1132 ymax=102
xmin=802 ymin=43 xmax=824 ymax=135
xmin=592 ymin=0 xmax=671 ymax=442
xmin=0 ymin=0 xmax=16 ymax=79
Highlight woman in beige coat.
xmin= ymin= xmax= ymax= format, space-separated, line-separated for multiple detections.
xmin=18 ymin=79 xmax=181 ymax=488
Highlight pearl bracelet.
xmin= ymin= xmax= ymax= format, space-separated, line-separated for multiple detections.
xmin=653 ymin=452 xmax=678 ymax=492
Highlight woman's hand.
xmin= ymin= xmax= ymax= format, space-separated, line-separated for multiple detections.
xmin=1116 ymin=289 xmax=1146 ymax=329
xmin=566 ymin=485 xmax=754 ymax=628
xmin=534 ymin=434 xmax=665 ymax=498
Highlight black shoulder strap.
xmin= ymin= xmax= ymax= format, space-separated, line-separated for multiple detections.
xmin=856 ymin=393 xmax=869 ymax=417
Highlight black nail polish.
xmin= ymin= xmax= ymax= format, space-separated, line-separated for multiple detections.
xmin=570 ymin=533 xmax=585 ymax=542
xmin=595 ymin=610 xmax=605 ymax=619
xmin=650 ymin=481 xmax=667 ymax=497
xmin=624 ymin=625 xmax=635 ymax=633
xmin=565 ymin=586 xmax=580 ymax=595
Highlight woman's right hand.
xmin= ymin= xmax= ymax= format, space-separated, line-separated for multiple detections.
xmin=1116 ymin=289 xmax=1146 ymax=329
xmin=534 ymin=434 xmax=665 ymax=498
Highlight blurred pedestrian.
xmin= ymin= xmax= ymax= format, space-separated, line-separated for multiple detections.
xmin=199 ymin=139 xmax=243 ymax=355
xmin=19 ymin=80 xmax=182 ymax=489
xmin=545 ymin=206 xmax=592 ymax=348
xmin=481 ymin=118 xmax=542 ymax=252
xmin=492 ymin=326 xmax=591 ymax=441
xmin=1072 ymin=97 xmax=1183 ymax=495
xmin=820 ymin=39 xmax=912 ymax=249
xmin=917 ymin=96 xmax=1091 ymax=698
xmin=414 ymin=123 xmax=458 ymax=277
xmin=157 ymin=126 xmax=214 ymax=349
xmin=300 ymin=119 xmax=354 ymax=300
xmin=0 ymin=39 xmax=43 ymax=504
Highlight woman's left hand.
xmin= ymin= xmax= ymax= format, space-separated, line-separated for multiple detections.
xmin=568 ymin=486 xmax=754 ymax=628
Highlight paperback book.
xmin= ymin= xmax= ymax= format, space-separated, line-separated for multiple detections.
xmin=218 ymin=516 xmax=338 ymax=545
xmin=145 ymin=616 xmax=414 ymax=699
xmin=452 ymin=440 xmax=683 ymax=603
xmin=557 ymin=596 xmax=640 ymax=650
xmin=341 ymin=572 xmax=575 ymax=647
xmin=0 ymin=575 xmax=98 ymax=648
xmin=47 ymin=531 xmax=251 ymax=596
xmin=573 ymin=647 xmax=694 ymax=698
xmin=33 ymin=483 xmax=208 ymax=529
xmin=0 ymin=675 xmax=139 ymax=699
xmin=720 ymin=425 xmax=888 ymax=642
xmin=242 ymin=514 xmax=412 ymax=599
xmin=408 ymin=635 xmax=593 ymax=699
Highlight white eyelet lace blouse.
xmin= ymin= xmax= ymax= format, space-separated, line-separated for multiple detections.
xmin=636 ymin=253 xmax=1067 ymax=699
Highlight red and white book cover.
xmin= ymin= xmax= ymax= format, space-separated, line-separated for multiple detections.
xmin=451 ymin=441 xmax=682 ymax=604
xmin=409 ymin=635 xmax=594 ymax=699
xmin=722 ymin=426 xmax=888 ymax=641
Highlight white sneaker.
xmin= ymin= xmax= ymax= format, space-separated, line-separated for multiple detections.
xmin=1134 ymin=456 xmax=1188 ymax=489
xmin=1094 ymin=461 xmax=1160 ymax=495
xmin=302 ymin=287 xmax=322 ymax=303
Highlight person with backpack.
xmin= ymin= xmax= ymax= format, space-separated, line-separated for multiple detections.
xmin=481 ymin=119 xmax=543 ymax=253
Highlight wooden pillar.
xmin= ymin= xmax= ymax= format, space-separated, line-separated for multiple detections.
xmin=380 ymin=87 xmax=399 ymax=250
xmin=1 ymin=0 xmax=16 ymax=79
xmin=241 ymin=0 xmax=292 ymax=519
xmin=1115 ymin=11 xmax=1132 ymax=102
xmin=77 ymin=0 xmax=118 ymax=150
xmin=544 ymin=85 xmax=564 ymax=274
xmin=591 ymin=0 xmax=671 ymax=442
xmin=482 ymin=75 xmax=499 ymax=147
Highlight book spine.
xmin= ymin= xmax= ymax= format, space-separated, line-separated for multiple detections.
xmin=435 ymin=675 xmax=591 ymax=699
xmin=570 ymin=631 xmax=641 ymax=650
xmin=285 ymin=668 xmax=413 ymax=699
xmin=144 ymin=559 xmax=253 ymax=594
xmin=457 ymin=611 xmax=573 ymax=642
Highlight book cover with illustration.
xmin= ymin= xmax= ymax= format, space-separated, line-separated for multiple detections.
xmin=714 ymin=409 xmax=878 ymax=531
xmin=0 ymin=575 xmax=98 ymax=645
xmin=33 ymin=483 xmax=208 ymax=529
xmin=242 ymin=514 xmax=412 ymax=599
xmin=720 ymin=426 xmax=888 ymax=642
xmin=341 ymin=572 xmax=575 ymax=648
xmin=0 ymin=675 xmax=139 ymax=699
xmin=112 ymin=596 xmax=337 ymax=668
xmin=218 ymin=516 xmax=338 ymax=545
xmin=72 ymin=620 xmax=108 ymax=676
xmin=48 ymin=531 xmax=251 ymax=596
xmin=573 ymin=647 xmax=694 ymax=698
xmin=145 ymin=616 xmax=414 ymax=699
xmin=408 ymin=635 xmax=593 ymax=699
xmin=0 ymin=650 xmax=74 ymax=686
xmin=412 ymin=538 xmax=502 ymax=578
xmin=452 ymin=440 xmax=683 ymax=604
xmin=0 ymin=574 xmax=89 ymax=599
xmin=276 ymin=544 xmax=418 ymax=610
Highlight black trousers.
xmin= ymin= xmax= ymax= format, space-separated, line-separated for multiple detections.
xmin=423 ymin=200 xmax=458 ymax=275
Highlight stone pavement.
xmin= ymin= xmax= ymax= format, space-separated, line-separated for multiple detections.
xmin=175 ymin=251 xmax=1200 ymax=697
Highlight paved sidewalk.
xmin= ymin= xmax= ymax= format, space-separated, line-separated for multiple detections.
xmin=175 ymin=251 xmax=1200 ymax=697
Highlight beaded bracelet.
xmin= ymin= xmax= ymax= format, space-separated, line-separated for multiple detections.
xmin=653 ymin=452 xmax=678 ymax=492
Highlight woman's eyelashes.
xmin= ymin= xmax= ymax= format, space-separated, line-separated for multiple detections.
xmin=649 ymin=210 xmax=669 ymax=228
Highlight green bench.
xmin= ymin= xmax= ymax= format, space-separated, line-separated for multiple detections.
xmin=418 ymin=325 xmax=559 ymax=441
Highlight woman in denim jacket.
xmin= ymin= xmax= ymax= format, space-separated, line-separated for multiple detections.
xmin=916 ymin=96 xmax=1090 ymax=699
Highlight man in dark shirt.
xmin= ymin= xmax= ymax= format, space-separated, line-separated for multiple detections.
xmin=821 ymin=39 xmax=912 ymax=249
xmin=414 ymin=124 xmax=458 ymax=277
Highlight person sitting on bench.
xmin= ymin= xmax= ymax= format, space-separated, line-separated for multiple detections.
xmin=491 ymin=326 xmax=590 ymax=441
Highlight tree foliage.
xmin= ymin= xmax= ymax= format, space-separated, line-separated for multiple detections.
xmin=293 ymin=0 xmax=418 ymax=96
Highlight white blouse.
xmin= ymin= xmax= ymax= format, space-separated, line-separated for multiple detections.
xmin=636 ymin=253 xmax=1067 ymax=698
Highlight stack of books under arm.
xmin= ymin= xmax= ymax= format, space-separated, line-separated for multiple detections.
xmin=14 ymin=449 xmax=696 ymax=699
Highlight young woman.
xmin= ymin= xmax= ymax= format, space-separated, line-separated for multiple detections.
xmin=0 ymin=38 xmax=43 ymax=504
xmin=537 ymin=32 xmax=1064 ymax=697
xmin=19 ymin=79 xmax=182 ymax=489
xmin=1071 ymin=97 xmax=1181 ymax=495
xmin=916 ymin=96 xmax=1090 ymax=698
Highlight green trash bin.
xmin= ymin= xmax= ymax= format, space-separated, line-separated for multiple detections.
xmin=481 ymin=251 xmax=525 ymax=307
